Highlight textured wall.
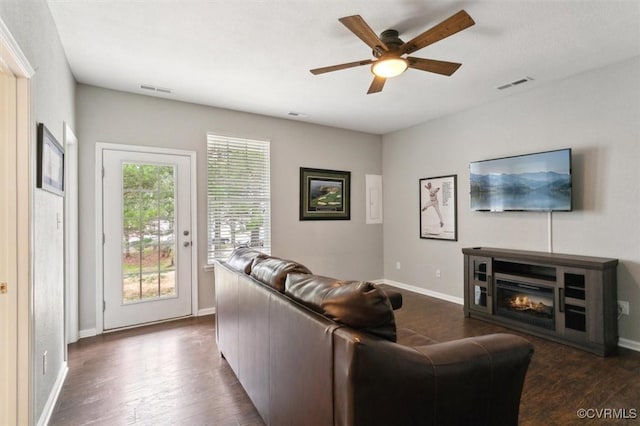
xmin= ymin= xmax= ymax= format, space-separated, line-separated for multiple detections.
xmin=382 ymin=57 xmax=640 ymax=343
xmin=75 ymin=84 xmax=383 ymax=332
xmin=0 ymin=0 xmax=76 ymax=421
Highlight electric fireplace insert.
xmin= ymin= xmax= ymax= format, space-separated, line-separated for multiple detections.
xmin=496 ymin=278 xmax=555 ymax=330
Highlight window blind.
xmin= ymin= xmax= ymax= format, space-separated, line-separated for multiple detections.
xmin=207 ymin=134 xmax=271 ymax=263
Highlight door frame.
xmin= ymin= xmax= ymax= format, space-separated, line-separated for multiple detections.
xmin=95 ymin=142 xmax=198 ymax=334
xmin=64 ymin=122 xmax=79 ymax=344
xmin=0 ymin=17 xmax=35 ymax=426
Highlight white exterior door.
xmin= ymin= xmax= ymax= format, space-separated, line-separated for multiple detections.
xmin=102 ymin=148 xmax=193 ymax=330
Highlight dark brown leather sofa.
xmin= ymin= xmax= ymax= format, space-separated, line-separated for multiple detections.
xmin=214 ymin=248 xmax=534 ymax=426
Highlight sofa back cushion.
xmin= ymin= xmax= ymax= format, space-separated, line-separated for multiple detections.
xmin=225 ymin=247 xmax=267 ymax=274
xmin=250 ymin=257 xmax=312 ymax=292
xmin=285 ymin=274 xmax=397 ymax=342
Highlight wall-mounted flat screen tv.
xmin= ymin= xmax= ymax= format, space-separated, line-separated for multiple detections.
xmin=470 ymin=148 xmax=572 ymax=212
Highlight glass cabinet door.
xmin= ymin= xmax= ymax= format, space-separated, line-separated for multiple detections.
xmin=473 ymin=258 xmax=488 ymax=283
xmin=469 ymin=256 xmax=492 ymax=313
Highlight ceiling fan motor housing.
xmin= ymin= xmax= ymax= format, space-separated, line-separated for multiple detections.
xmin=373 ymin=29 xmax=404 ymax=56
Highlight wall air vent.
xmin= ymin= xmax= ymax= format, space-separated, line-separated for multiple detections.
xmin=140 ymin=84 xmax=173 ymax=94
xmin=496 ymin=77 xmax=534 ymax=90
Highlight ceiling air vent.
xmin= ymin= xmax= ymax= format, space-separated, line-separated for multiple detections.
xmin=496 ymin=77 xmax=534 ymax=91
xmin=140 ymin=84 xmax=173 ymax=94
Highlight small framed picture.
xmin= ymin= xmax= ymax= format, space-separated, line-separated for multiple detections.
xmin=300 ymin=167 xmax=351 ymax=220
xmin=419 ymin=174 xmax=457 ymax=241
xmin=37 ymin=123 xmax=65 ymax=196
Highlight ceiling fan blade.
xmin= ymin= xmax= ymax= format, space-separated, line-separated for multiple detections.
xmin=399 ymin=10 xmax=475 ymax=55
xmin=310 ymin=59 xmax=374 ymax=75
xmin=339 ymin=15 xmax=388 ymax=55
xmin=407 ymin=57 xmax=462 ymax=76
xmin=367 ymin=76 xmax=386 ymax=94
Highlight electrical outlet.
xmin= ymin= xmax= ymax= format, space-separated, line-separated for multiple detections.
xmin=618 ymin=301 xmax=630 ymax=316
xmin=395 ymin=261 xmax=401 ymax=270
xmin=43 ymin=351 xmax=47 ymax=375
xmin=436 ymin=269 xmax=441 ymax=278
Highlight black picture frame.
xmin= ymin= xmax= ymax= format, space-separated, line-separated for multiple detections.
xmin=419 ymin=174 xmax=457 ymax=241
xmin=300 ymin=167 xmax=351 ymax=220
xmin=37 ymin=123 xmax=65 ymax=196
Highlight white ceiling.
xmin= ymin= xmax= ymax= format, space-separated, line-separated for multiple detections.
xmin=47 ymin=1 xmax=640 ymax=135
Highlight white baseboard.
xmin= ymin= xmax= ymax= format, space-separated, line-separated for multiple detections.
xmin=37 ymin=362 xmax=68 ymax=426
xmin=376 ymin=279 xmax=640 ymax=353
xmin=197 ymin=307 xmax=216 ymax=316
xmin=619 ymin=337 xmax=640 ymax=352
xmin=78 ymin=328 xmax=97 ymax=339
xmin=376 ymin=278 xmax=464 ymax=305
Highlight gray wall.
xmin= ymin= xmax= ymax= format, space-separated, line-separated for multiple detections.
xmin=76 ymin=84 xmax=383 ymax=332
xmin=0 ymin=0 xmax=76 ymax=422
xmin=382 ymin=57 xmax=640 ymax=343
xmin=2 ymin=2 xmax=637 ymax=420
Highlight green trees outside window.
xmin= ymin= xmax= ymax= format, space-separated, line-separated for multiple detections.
xmin=121 ymin=163 xmax=176 ymax=302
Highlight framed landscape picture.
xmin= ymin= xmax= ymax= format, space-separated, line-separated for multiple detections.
xmin=419 ymin=174 xmax=457 ymax=241
xmin=37 ymin=123 xmax=65 ymax=196
xmin=300 ymin=167 xmax=351 ymax=220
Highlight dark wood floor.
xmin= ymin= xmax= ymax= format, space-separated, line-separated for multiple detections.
xmin=51 ymin=287 xmax=640 ymax=425
xmin=50 ymin=316 xmax=263 ymax=426
xmin=390 ymin=287 xmax=640 ymax=426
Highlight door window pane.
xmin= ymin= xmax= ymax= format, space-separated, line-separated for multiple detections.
xmin=121 ymin=163 xmax=176 ymax=303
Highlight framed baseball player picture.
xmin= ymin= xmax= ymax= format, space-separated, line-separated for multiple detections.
xmin=419 ymin=174 xmax=457 ymax=241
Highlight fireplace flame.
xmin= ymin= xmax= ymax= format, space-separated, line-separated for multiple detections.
xmin=509 ymin=295 xmax=548 ymax=313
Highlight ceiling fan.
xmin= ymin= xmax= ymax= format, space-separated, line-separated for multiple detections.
xmin=310 ymin=10 xmax=475 ymax=94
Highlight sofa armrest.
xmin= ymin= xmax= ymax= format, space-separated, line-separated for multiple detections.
xmin=333 ymin=330 xmax=533 ymax=426
xmin=382 ymin=288 xmax=403 ymax=310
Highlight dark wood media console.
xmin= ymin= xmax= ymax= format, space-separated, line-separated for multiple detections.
xmin=462 ymin=247 xmax=618 ymax=356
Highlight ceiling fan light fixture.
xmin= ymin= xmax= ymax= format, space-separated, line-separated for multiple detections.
xmin=371 ymin=56 xmax=408 ymax=78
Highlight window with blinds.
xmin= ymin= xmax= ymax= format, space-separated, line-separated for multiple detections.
xmin=207 ymin=134 xmax=271 ymax=263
